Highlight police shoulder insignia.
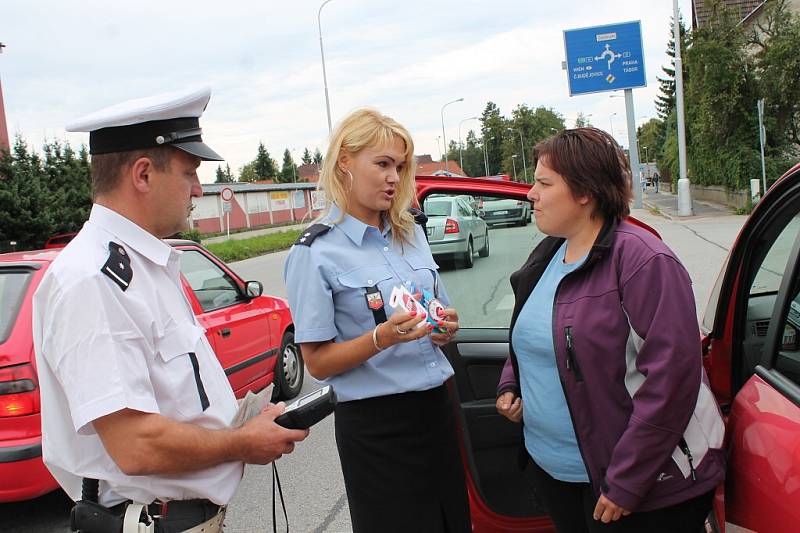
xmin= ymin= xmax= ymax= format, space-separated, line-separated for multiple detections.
xmin=295 ymin=224 xmax=331 ymax=246
xmin=101 ymin=241 xmax=133 ymax=291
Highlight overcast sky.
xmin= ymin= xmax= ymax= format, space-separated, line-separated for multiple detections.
xmin=2 ymin=0 xmax=693 ymax=182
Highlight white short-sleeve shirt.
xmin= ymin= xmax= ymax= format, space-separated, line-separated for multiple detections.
xmin=32 ymin=204 xmax=243 ymax=506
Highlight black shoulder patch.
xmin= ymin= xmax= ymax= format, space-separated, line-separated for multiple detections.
xmin=408 ymin=207 xmax=428 ymax=226
xmin=101 ymin=241 xmax=132 ymax=291
xmin=295 ymin=224 xmax=331 ymax=246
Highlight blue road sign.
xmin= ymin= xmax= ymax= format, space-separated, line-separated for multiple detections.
xmin=563 ymin=21 xmax=646 ymax=96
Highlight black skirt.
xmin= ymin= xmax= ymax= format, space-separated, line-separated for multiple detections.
xmin=334 ymin=382 xmax=471 ymax=533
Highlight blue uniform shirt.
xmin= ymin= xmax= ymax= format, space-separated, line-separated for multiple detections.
xmin=283 ymin=205 xmax=454 ymax=402
xmin=512 ymin=241 xmax=590 ymax=482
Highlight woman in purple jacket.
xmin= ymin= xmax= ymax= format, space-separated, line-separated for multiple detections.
xmin=495 ymin=128 xmax=725 ymax=533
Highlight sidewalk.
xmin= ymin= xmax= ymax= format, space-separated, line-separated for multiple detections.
xmin=640 ymin=189 xmax=735 ymax=219
xmin=201 ymin=222 xmax=307 ymax=245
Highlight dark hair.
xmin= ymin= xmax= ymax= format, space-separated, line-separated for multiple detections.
xmin=90 ymin=146 xmax=173 ymax=197
xmin=534 ymin=128 xmax=632 ymax=220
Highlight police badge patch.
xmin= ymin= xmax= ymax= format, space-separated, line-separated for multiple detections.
xmin=365 ymin=288 xmax=384 ymax=310
xmin=101 ymin=241 xmax=132 ymax=291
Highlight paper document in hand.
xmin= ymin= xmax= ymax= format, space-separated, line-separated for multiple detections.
xmin=231 ymin=385 xmax=274 ymax=428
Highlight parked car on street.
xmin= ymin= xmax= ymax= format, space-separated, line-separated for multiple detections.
xmin=478 ymin=197 xmax=532 ymax=227
xmin=0 ymin=240 xmax=302 ymax=503
xmin=415 ymin=169 xmax=800 ymax=532
xmin=423 ymin=195 xmax=489 ymax=268
xmin=42 ymin=233 xmax=78 ymax=249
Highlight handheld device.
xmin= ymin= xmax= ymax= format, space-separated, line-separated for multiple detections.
xmin=274 ymin=386 xmax=337 ymax=430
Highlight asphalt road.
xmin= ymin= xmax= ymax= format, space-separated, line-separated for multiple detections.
xmin=0 ymin=207 xmax=746 ymax=532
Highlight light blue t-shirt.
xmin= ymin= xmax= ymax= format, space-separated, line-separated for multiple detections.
xmin=512 ymin=241 xmax=589 ymax=482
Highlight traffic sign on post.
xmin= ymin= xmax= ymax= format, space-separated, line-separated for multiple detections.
xmin=220 ymin=187 xmax=234 ymax=202
xmin=563 ymin=21 xmax=646 ymax=96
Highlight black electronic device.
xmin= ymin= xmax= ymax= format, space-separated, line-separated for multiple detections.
xmin=274 ymin=386 xmax=337 ymax=430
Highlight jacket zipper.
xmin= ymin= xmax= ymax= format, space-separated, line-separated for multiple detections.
xmin=564 ymin=326 xmax=584 ymax=382
xmin=678 ymin=438 xmax=697 ymax=481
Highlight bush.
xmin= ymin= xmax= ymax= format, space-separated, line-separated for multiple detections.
xmin=176 ymin=229 xmax=202 ymax=243
xmin=206 ymin=230 xmax=303 ymax=262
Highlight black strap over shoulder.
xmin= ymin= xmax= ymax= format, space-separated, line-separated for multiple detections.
xmin=409 ymin=207 xmax=429 ymax=241
xmin=295 ymin=224 xmax=331 ymax=246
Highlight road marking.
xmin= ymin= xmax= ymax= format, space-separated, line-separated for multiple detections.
xmin=496 ymin=294 xmax=515 ymax=311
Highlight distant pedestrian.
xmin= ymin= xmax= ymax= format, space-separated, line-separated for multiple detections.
xmin=653 ymin=170 xmax=661 ymax=193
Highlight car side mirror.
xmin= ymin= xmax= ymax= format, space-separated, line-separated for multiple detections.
xmin=245 ymin=280 xmax=263 ymax=298
xmin=476 ymin=209 xmax=485 ymax=218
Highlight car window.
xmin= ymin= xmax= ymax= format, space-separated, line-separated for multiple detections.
xmin=179 ymin=249 xmax=244 ymax=312
xmin=425 ymin=191 xmax=543 ymax=328
xmin=0 ymin=269 xmax=32 ymax=344
xmin=423 ymin=200 xmax=453 ymax=217
xmin=750 ymin=215 xmax=800 ymax=295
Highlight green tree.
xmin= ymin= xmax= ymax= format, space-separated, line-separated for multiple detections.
xmin=253 ymin=142 xmax=277 ymax=181
xmin=574 ymin=112 xmax=592 ymax=128
xmin=279 ymin=149 xmax=297 ymax=183
xmin=214 ymin=163 xmax=234 ymax=183
xmin=301 ymin=147 xmax=313 ymax=165
xmin=749 ymin=0 xmax=800 ymax=167
xmin=480 ymin=102 xmax=507 ymax=176
xmin=313 ymin=148 xmax=323 ymax=165
xmin=636 ymin=119 xmax=663 ymax=163
xmin=238 ymin=161 xmax=258 ymax=183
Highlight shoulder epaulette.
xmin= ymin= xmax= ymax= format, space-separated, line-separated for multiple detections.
xmin=408 ymin=207 xmax=428 ymax=226
xmin=295 ymin=224 xmax=331 ymax=246
xmin=101 ymin=241 xmax=132 ymax=291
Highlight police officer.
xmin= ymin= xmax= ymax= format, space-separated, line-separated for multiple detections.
xmin=284 ymin=108 xmax=471 ymax=532
xmin=32 ymin=87 xmax=308 ymax=532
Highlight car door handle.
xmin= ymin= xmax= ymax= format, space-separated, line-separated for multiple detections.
xmin=219 ymin=328 xmax=232 ymax=338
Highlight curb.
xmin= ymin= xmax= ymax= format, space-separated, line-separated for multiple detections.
xmin=642 ymin=200 xmax=674 ymax=220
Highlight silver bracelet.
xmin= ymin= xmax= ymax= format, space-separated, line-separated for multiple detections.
xmin=372 ymin=324 xmax=385 ymax=351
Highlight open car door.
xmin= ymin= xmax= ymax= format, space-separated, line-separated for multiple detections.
xmin=701 ymin=163 xmax=800 ymax=533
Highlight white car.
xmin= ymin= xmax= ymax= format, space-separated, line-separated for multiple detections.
xmin=423 ymin=196 xmax=489 ymax=268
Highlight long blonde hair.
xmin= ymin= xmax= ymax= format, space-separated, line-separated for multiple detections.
xmin=318 ymin=108 xmax=417 ymax=243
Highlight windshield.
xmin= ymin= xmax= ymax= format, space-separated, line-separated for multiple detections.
xmin=0 ymin=270 xmax=33 ymax=344
xmin=424 ymin=200 xmax=453 ymax=217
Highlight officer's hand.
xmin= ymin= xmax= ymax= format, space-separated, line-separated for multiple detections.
xmin=430 ymin=308 xmax=459 ymax=346
xmin=378 ymin=310 xmax=430 ymax=348
xmin=496 ymin=392 xmax=523 ymax=422
xmin=239 ymin=402 xmax=309 ymax=464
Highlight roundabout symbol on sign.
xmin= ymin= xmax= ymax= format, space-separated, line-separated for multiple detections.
xmin=221 ymin=187 xmax=234 ymax=202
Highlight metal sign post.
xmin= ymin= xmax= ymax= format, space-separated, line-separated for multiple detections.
xmin=563 ymin=21 xmax=646 ymax=208
xmin=220 ymin=187 xmax=234 ymax=240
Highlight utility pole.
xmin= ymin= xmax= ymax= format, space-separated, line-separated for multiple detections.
xmin=0 ymin=42 xmax=9 ymax=153
xmin=673 ymin=0 xmax=692 ymax=216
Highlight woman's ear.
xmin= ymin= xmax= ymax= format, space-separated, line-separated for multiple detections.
xmin=337 ymin=150 xmax=350 ymax=173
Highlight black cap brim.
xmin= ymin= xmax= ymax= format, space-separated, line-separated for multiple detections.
xmin=173 ymin=141 xmax=224 ymax=162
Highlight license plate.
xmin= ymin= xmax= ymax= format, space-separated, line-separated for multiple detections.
xmin=493 ymin=210 xmax=508 ymax=216
xmin=426 ymin=226 xmax=433 ymax=236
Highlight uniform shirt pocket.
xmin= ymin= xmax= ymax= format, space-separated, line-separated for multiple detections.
xmin=404 ymin=254 xmax=441 ymax=299
xmin=155 ymin=322 xmax=210 ymax=418
xmin=335 ymin=265 xmax=394 ymax=327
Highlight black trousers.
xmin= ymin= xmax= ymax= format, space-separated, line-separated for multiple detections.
xmin=524 ymin=459 xmax=714 ymax=533
xmin=334 ymin=383 xmax=471 ymax=533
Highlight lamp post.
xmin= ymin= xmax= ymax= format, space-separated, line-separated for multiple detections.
xmin=318 ymin=0 xmax=335 ymax=135
xmin=511 ymin=154 xmax=518 ymax=181
xmin=482 ymin=136 xmax=494 ymax=177
xmin=440 ymin=98 xmax=463 ymax=174
xmin=458 ymin=116 xmax=479 ymax=175
xmin=507 ymin=127 xmax=528 ymax=182
xmin=436 ymin=136 xmax=443 ymax=170
xmin=609 ymin=112 xmax=618 ymax=138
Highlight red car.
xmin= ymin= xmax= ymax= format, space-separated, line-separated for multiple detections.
xmin=415 ymin=168 xmax=800 ymax=532
xmin=0 ymin=239 xmax=303 ymax=503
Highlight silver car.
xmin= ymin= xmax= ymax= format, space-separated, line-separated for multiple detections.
xmin=479 ymin=197 xmax=532 ymax=227
xmin=423 ymin=195 xmax=489 ymax=268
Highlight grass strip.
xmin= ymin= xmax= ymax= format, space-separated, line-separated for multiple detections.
xmin=206 ymin=229 xmax=303 ymax=262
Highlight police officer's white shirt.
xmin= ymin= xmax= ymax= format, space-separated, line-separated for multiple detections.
xmin=32 ymin=204 xmax=243 ymax=506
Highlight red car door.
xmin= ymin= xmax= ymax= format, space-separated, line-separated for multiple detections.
xmin=175 ymin=244 xmax=276 ymax=398
xmin=701 ymin=163 xmax=800 ymax=532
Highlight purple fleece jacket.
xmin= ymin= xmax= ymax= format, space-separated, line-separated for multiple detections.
xmin=497 ymin=219 xmax=725 ymax=512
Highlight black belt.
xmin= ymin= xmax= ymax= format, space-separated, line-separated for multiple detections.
xmin=109 ymin=499 xmax=220 ymax=528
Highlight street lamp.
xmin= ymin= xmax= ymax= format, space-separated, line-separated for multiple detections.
xmin=458 ymin=116 xmax=479 ymax=174
xmin=318 ymin=0 xmax=335 ymax=134
xmin=511 ymin=154 xmax=519 ymax=181
xmin=441 ymin=98 xmax=464 ymax=174
xmin=609 ymin=112 xmax=618 ymax=138
xmin=483 ymin=136 xmax=495 ymax=177
xmin=436 ymin=136 xmax=443 ymax=170
xmin=507 ymin=127 xmax=528 ymax=182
